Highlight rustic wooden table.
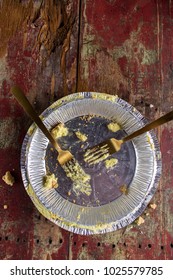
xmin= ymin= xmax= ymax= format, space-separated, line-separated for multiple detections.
xmin=0 ymin=0 xmax=173 ymax=260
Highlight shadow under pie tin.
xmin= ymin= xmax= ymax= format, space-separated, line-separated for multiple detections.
xmin=21 ymin=92 xmax=162 ymax=235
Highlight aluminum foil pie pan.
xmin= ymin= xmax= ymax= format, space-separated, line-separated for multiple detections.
xmin=21 ymin=92 xmax=162 ymax=235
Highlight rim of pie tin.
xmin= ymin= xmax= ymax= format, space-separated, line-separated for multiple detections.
xmin=21 ymin=92 xmax=162 ymax=235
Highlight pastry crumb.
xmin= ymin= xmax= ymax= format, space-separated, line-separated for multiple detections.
xmin=80 ymin=114 xmax=96 ymax=121
xmin=28 ymin=124 xmax=36 ymax=136
xmin=119 ymin=184 xmax=128 ymax=195
xmin=135 ymin=216 xmax=145 ymax=226
xmin=68 ymin=190 xmax=71 ymax=196
xmin=63 ymin=160 xmax=91 ymax=196
xmin=43 ymin=174 xmax=58 ymax=189
xmin=149 ymin=203 xmax=157 ymax=209
xmin=75 ymin=131 xmax=87 ymax=142
xmin=105 ymin=158 xmax=118 ymax=169
xmin=51 ymin=123 xmax=68 ymax=139
xmin=2 ymin=171 xmax=15 ymax=186
xmin=107 ymin=122 xmax=121 ymax=132
xmin=147 ymin=135 xmax=154 ymax=150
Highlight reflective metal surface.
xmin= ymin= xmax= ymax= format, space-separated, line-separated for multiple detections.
xmin=21 ymin=92 xmax=162 ymax=235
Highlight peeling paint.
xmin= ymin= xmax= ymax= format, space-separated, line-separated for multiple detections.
xmin=0 ymin=118 xmax=19 ymax=149
xmin=80 ymin=5 xmax=157 ymax=95
xmin=81 ymin=36 xmax=98 ymax=81
xmin=0 ymin=57 xmax=8 ymax=86
xmin=111 ymin=25 xmax=158 ymax=65
xmin=32 ymin=214 xmax=64 ymax=260
xmin=80 ymin=33 xmax=128 ymax=91
xmin=80 ymin=13 xmax=97 ymax=80
xmin=77 ymin=246 xmax=92 ymax=260
xmin=80 ymin=3 xmax=130 ymax=92
xmin=95 ymin=51 xmax=128 ymax=91
xmin=67 ymin=57 xmax=77 ymax=86
xmin=141 ymin=48 xmax=157 ymax=65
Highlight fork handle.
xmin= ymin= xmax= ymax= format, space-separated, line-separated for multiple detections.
xmin=123 ymin=109 xmax=173 ymax=142
xmin=11 ymin=86 xmax=61 ymax=151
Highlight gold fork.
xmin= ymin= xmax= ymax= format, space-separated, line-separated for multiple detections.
xmin=84 ymin=109 xmax=173 ymax=164
xmin=11 ymin=86 xmax=73 ymax=165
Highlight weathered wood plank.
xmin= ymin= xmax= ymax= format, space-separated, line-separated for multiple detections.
xmin=70 ymin=0 xmax=173 ymax=260
xmin=0 ymin=0 xmax=79 ymax=260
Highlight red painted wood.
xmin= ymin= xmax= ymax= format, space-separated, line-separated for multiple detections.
xmin=0 ymin=0 xmax=79 ymax=260
xmin=73 ymin=0 xmax=173 ymax=260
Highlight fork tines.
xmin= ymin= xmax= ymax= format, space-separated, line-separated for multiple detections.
xmin=84 ymin=142 xmax=110 ymax=165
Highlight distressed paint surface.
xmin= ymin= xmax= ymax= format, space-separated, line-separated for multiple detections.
xmin=73 ymin=0 xmax=173 ymax=260
xmin=0 ymin=0 xmax=173 ymax=260
xmin=0 ymin=0 xmax=78 ymax=260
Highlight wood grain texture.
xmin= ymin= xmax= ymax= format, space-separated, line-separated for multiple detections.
xmin=73 ymin=0 xmax=173 ymax=260
xmin=0 ymin=0 xmax=79 ymax=260
xmin=0 ymin=0 xmax=173 ymax=260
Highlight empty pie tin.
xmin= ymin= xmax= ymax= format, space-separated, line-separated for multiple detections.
xmin=21 ymin=92 xmax=162 ymax=235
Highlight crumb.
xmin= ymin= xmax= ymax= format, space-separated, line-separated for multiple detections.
xmin=2 ymin=171 xmax=15 ymax=186
xmin=28 ymin=124 xmax=36 ymax=136
xmin=107 ymin=122 xmax=121 ymax=132
xmin=43 ymin=174 xmax=58 ymax=189
xmin=135 ymin=216 xmax=145 ymax=225
xmin=105 ymin=158 xmax=118 ymax=169
xmin=68 ymin=190 xmax=71 ymax=196
xmin=157 ymin=152 xmax=161 ymax=160
xmin=51 ymin=123 xmax=68 ymax=139
xmin=147 ymin=135 xmax=154 ymax=150
xmin=77 ymin=208 xmax=85 ymax=221
xmin=77 ymin=213 xmax=80 ymax=221
xmin=126 ymin=224 xmax=134 ymax=231
xmin=75 ymin=131 xmax=87 ymax=142
xmin=149 ymin=203 xmax=157 ymax=209
xmin=3 ymin=205 xmax=8 ymax=209
xmin=96 ymin=199 xmax=100 ymax=205
xmin=119 ymin=184 xmax=128 ymax=195
xmin=63 ymin=160 xmax=91 ymax=196
xmin=80 ymin=114 xmax=96 ymax=121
